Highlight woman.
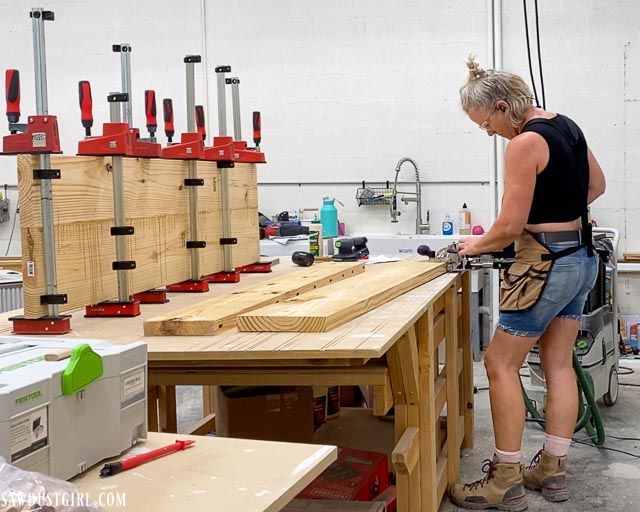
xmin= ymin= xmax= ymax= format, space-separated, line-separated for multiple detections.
xmin=449 ymin=56 xmax=606 ymax=511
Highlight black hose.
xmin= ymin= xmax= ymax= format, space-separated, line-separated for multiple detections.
xmin=534 ymin=0 xmax=546 ymax=109
xmin=522 ymin=0 xmax=541 ymax=108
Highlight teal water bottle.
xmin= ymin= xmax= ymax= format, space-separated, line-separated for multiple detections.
xmin=320 ymin=197 xmax=338 ymax=237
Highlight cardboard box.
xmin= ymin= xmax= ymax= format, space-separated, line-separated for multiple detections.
xmin=283 ymin=500 xmax=386 ymax=511
xmin=297 ymin=447 xmax=390 ymax=502
xmin=215 ymin=386 xmax=314 ymax=443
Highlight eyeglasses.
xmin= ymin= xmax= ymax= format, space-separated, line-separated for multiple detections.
xmin=479 ymin=108 xmax=498 ymax=131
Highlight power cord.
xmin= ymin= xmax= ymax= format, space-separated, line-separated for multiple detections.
xmin=572 ymin=437 xmax=640 ymax=459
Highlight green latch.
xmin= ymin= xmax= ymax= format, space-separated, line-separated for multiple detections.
xmin=61 ymin=344 xmax=103 ymax=395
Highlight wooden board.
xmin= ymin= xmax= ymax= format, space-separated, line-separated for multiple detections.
xmin=18 ymin=155 xmax=258 ymax=318
xmin=236 ymin=260 xmax=446 ymax=332
xmin=143 ymin=262 xmax=365 ymax=336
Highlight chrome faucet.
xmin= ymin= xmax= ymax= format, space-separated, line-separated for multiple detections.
xmin=390 ymin=157 xmax=430 ymax=234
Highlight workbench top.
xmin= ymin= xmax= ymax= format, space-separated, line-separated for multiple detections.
xmin=71 ymin=432 xmax=337 ymax=512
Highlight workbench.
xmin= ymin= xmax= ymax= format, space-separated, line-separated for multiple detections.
xmin=0 ymin=262 xmax=473 ymax=512
xmin=71 ymin=431 xmax=337 ymax=512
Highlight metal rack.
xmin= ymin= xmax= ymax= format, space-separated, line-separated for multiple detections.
xmin=356 ymin=181 xmax=394 ymax=206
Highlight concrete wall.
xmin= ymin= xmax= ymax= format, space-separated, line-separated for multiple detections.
xmin=0 ymin=0 xmax=637 ymax=310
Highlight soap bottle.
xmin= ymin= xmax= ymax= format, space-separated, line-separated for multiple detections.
xmin=442 ymin=214 xmax=453 ymax=235
xmin=459 ymin=203 xmax=471 ymax=235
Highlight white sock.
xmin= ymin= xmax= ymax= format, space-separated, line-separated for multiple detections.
xmin=495 ymin=448 xmax=521 ymax=464
xmin=544 ymin=434 xmax=571 ymax=457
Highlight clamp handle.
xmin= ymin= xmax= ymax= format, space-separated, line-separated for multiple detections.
xmin=78 ymin=80 xmax=93 ymax=136
xmin=252 ymin=111 xmax=261 ymax=147
xmin=5 ymin=69 xmax=20 ymax=124
xmin=195 ymin=105 xmax=206 ymax=141
xmin=144 ymin=90 xmax=157 ymax=137
xmin=163 ymin=98 xmax=174 ymax=143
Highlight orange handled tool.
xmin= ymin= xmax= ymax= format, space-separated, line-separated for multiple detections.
xmin=78 ymin=80 xmax=93 ymax=137
xmin=144 ymin=90 xmax=157 ymax=138
xmin=195 ymin=105 xmax=205 ymax=141
xmin=163 ymin=98 xmax=174 ymax=143
xmin=252 ymin=111 xmax=261 ymax=149
xmin=5 ymin=69 xmax=20 ymax=127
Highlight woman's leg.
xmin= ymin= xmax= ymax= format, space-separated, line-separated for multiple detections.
xmin=538 ymin=316 xmax=580 ymax=439
xmin=483 ymin=329 xmax=539 ymax=452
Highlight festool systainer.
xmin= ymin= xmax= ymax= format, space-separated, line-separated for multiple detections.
xmin=0 ymin=336 xmax=147 ymax=480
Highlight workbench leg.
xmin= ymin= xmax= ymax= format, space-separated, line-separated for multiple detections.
xmin=445 ymin=285 xmax=461 ymax=487
xmin=147 ymin=385 xmax=159 ymax=432
xmin=158 ymin=385 xmax=178 ymax=433
xmin=460 ymin=271 xmax=474 ymax=449
xmin=417 ymin=309 xmax=439 ymax=512
xmin=202 ymin=386 xmax=217 ymax=417
xmin=387 ymin=325 xmax=421 ymax=512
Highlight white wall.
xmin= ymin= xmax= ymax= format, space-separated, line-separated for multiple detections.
xmin=0 ymin=0 xmax=638 ymax=310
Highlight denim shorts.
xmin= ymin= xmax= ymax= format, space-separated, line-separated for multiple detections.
xmin=496 ymin=241 xmax=599 ymax=338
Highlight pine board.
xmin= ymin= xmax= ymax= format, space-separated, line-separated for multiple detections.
xmin=236 ymin=260 xmax=446 ymax=333
xmin=143 ymin=262 xmax=365 ymax=336
xmin=18 ymin=155 xmax=258 ymax=318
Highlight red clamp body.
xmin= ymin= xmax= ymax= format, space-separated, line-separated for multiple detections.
xmin=2 ymin=115 xmax=61 ymax=154
xmin=202 ymin=136 xmax=235 ymax=162
xmin=161 ymin=132 xmax=204 ymax=160
xmin=129 ymin=128 xmax=161 ymax=158
xmin=77 ymin=122 xmax=132 ymax=156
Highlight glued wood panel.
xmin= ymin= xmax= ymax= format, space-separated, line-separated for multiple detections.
xmin=143 ymin=262 xmax=366 ymax=336
xmin=236 ymin=260 xmax=446 ymax=333
xmin=18 ymin=155 xmax=258 ymax=318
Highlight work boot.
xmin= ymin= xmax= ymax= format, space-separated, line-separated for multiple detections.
xmin=449 ymin=456 xmax=528 ymax=511
xmin=523 ymin=450 xmax=568 ymax=502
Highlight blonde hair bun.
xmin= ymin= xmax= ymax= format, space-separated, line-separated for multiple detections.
xmin=466 ymin=55 xmax=486 ymax=81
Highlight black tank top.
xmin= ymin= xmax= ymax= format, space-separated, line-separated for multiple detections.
xmin=522 ymin=114 xmax=590 ymax=224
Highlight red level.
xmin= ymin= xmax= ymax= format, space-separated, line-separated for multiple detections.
xmin=236 ymin=262 xmax=272 ymax=273
xmin=202 ymin=136 xmax=235 ymax=162
xmin=203 ymin=270 xmax=241 ymax=283
xmin=77 ymin=122 xmax=131 ymax=156
xmin=9 ymin=315 xmax=71 ymax=335
xmin=2 ymin=115 xmax=61 ymax=154
xmin=132 ymin=289 xmax=168 ymax=304
xmin=161 ymin=132 xmax=203 ymax=159
xmin=85 ymin=300 xmax=141 ymax=318
xmin=166 ymin=280 xmax=209 ymax=293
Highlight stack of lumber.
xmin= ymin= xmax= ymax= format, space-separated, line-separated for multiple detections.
xmin=18 ymin=155 xmax=259 ymax=318
xmin=144 ymin=259 xmax=446 ymax=335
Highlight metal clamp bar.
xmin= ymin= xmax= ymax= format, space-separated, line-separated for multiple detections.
xmin=109 ymin=91 xmax=130 ymax=301
xmin=185 ymin=55 xmax=202 ymax=280
xmin=31 ymin=7 xmax=60 ymax=318
xmin=215 ymin=66 xmax=231 ymax=136
xmin=113 ymin=44 xmax=133 ymax=125
xmin=226 ymin=77 xmax=242 ymax=141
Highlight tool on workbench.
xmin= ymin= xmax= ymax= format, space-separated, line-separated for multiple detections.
xmin=224 ymin=76 xmax=266 ymax=163
xmin=5 ymin=8 xmax=70 ymax=334
xmin=333 ymin=237 xmax=369 ymax=261
xmin=100 ymin=439 xmax=195 ymax=477
xmin=0 ymin=336 xmax=147 ymax=480
xmin=85 ymin=92 xmax=140 ymax=317
xmin=111 ymin=44 xmax=161 ymax=157
xmin=292 ymin=251 xmax=315 ymax=267
xmin=163 ymin=55 xmax=208 ymax=293
xmin=201 ymin=65 xmax=240 ymax=284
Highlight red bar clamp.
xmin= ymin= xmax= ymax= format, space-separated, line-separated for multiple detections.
xmin=85 ymin=300 xmax=141 ymax=317
xmin=203 ymin=135 xmax=235 ymax=162
xmin=2 ymin=115 xmax=61 ymax=154
xmin=77 ymin=122 xmax=132 ymax=156
xmin=129 ymin=128 xmax=161 ymax=158
xmin=232 ymin=140 xmax=266 ymax=163
xmin=202 ymin=270 xmax=241 ymax=283
xmin=132 ymin=289 xmax=169 ymax=304
xmin=161 ymin=132 xmax=204 ymax=160
xmin=9 ymin=315 xmax=72 ymax=335
xmin=235 ymin=262 xmax=273 ymax=273
xmin=166 ymin=280 xmax=210 ymax=293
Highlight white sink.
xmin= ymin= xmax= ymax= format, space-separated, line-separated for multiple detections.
xmin=354 ymin=233 xmax=461 ymax=256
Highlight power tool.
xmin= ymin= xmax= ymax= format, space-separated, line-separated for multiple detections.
xmin=333 ymin=237 xmax=369 ymax=261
